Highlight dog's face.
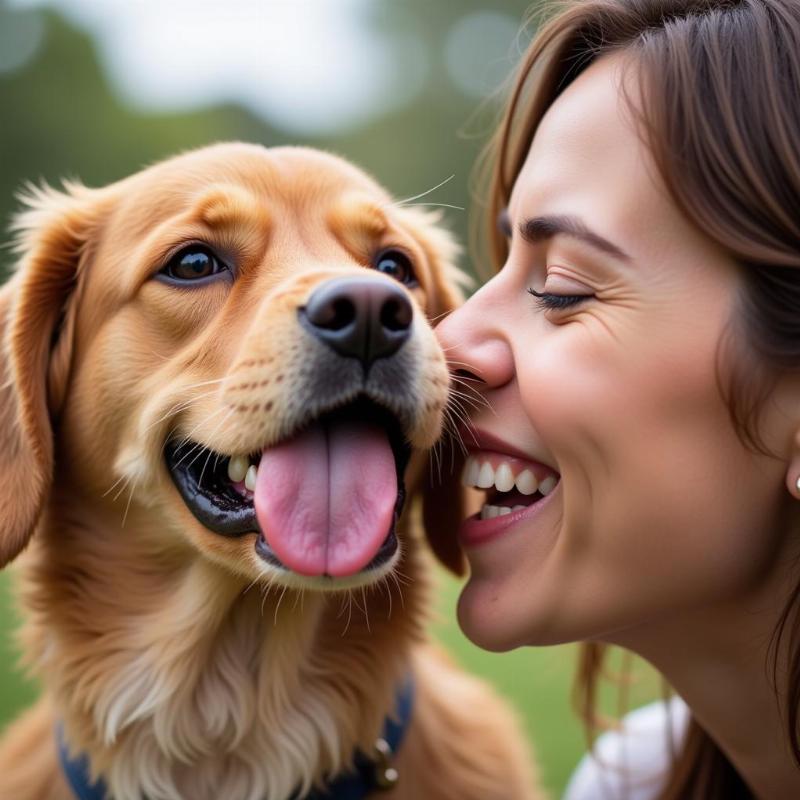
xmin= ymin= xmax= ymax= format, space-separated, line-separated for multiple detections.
xmin=0 ymin=143 xmax=467 ymax=590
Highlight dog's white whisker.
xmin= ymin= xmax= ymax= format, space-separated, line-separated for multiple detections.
xmin=448 ymin=396 xmax=488 ymax=426
xmin=395 ymin=202 xmax=464 ymax=211
xmin=389 ymin=174 xmax=455 ymax=207
xmin=449 ymin=393 xmax=493 ymax=431
xmin=336 ymin=593 xmax=349 ymax=620
xmin=273 ymin=585 xmax=289 ymax=627
xmin=111 ymin=476 xmax=133 ymax=504
xmin=445 ymin=359 xmax=487 ymax=379
xmin=195 ymin=408 xmax=236 ymax=484
xmin=449 ymin=374 xmax=488 ymax=392
xmin=145 ymin=348 xmax=172 ymax=363
xmin=448 ymin=388 xmax=492 ymax=414
xmin=452 ymin=382 xmax=494 ymax=407
xmin=442 ymin=404 xmax=472 ymax=456
xmin=430 ymin=440 xmax=443 ymax=486
xmin=341 ymin=591 xmax=354 ymax=637
xmin=145 ymin=387 xmax=226 ymax=435
xmin=103 ymin=472 xmax=129 ymax=498
xmin=392 ymin=566 xmax=413 ymax=587
xmin=174 ymin=406 xmax=231 ymax=471
xmin=449 ymin=388 xmax=491 ymax=413
xmin=389 ymin=571 xmax=406 ymax=610
xmin=449 ymin=372 xmax=485 ymax=384
xmin=260 ymin=583 xmax=270 ymax=618
xmin=120 ymin=477 xmax=139 ymax=528
xmin=427 ymin=309 xmax=453 ymax=325
xmin=179 ymin=376 xmax=227 ymax=392
xmin=361 ymin=587 xmax=371 ymax=634
xmin=169 ymin=398 xmax=229 ymax=446
xmin=350 ymin=589 xmax=368 ymax=633
xmin=382 ymin=575 xmax=393 ymax=621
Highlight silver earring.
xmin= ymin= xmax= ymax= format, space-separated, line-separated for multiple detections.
xmin=795 ymin=476 xmax=800 ymax=495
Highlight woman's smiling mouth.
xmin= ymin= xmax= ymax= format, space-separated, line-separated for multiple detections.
xmin=458 ymin=431 xmax=561 ymax=546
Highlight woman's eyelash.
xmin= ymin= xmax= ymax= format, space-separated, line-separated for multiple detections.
xmin=527 ymin=288 xmax=591 ymax=310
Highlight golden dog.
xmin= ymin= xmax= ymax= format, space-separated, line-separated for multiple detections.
xmin=0 ymin=143 xmax=542 ymax=800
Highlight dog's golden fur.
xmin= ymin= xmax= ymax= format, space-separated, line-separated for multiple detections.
xmin=0 ymin=143 xmax=543 ymax=800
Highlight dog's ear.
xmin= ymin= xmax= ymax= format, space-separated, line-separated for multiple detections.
xmin=0 ymin=181 xmax=109 ymax=566
xmin=418 ymin=442 xmax=469 ymax=576
xmin=396 ymin=207 xmax=473 ymax=576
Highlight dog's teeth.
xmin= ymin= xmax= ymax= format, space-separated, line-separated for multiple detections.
xmin=228 ymin=455 xmax=249 ymax=483
xmin=244 ymin=465 xmax=258 ymax=492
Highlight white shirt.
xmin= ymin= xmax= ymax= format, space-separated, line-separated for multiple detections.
xmin=562 ymin=697 xmax=690 ymax=800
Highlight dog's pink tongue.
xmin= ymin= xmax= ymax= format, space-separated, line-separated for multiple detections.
xmin=254 ymin=421 xmax=397 ymax=577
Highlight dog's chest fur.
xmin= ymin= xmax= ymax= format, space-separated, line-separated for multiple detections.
xmin=18 ymin=508 xmax=425 ymax=800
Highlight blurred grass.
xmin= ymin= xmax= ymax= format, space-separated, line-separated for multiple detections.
xmin=0 ymin=569 xmax=663 ymax=797
xmin=0 ymin=573 xmax=39 ymax=731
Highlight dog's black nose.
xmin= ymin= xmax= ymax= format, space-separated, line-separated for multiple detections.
xmin=300 ymin=277 xmax=413 ymax=368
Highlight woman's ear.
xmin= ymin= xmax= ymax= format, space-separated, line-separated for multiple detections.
xmin=0 ymin=181 xmax=109 ymax=566
xmin=787 ymin=451 xmax=800 ymax=500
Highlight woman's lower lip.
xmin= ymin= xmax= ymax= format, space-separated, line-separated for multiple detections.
xmin=457 ymin=486 xmax=558 ymax=547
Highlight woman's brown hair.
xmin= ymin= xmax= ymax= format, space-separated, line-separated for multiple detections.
xmin=483 ymin=0 xmax=800 ymax=796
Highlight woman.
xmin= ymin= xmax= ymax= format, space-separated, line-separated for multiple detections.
xmin=436 ymin=0 xmax=800 ymax=797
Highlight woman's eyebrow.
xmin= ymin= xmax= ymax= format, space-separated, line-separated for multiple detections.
xmin=497 ymin=208 xmax=631 ymax=262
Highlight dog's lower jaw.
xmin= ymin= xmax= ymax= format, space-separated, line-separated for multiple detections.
xmin=15 ymin=514 xmax=429 ymax=800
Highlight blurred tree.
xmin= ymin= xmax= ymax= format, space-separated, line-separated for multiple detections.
xmin=0 ymin=5 xmax=284 ymax=276
xmin=0 ymin=0 xmax=535 ymax=278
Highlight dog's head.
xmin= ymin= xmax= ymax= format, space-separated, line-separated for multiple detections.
xmin=0 ymin=143 xmax=467 ymax=590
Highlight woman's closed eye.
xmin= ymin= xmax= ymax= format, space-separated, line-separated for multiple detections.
xmin=527 ymin=287 xmax=593 ymax=310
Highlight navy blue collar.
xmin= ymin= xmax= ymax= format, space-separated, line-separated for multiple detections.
xmin=57 ymin=677 xmax=414 ymax=800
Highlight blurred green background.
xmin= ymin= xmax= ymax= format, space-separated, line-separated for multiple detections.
xmin=0 ymin=1 xmax=661 ymax=795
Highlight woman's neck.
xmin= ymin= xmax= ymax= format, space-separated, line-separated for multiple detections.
xmin=613 ymin=547 xmax=800 ymax=799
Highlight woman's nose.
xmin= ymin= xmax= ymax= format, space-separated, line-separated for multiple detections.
xmin=435 ymin=285 xmax=515 ymax=390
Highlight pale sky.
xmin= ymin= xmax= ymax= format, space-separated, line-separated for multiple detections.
xmin=8 ymin=0 xmax=519 ymax=135
xmin=8 ymin=0 xmax=424 ymax=134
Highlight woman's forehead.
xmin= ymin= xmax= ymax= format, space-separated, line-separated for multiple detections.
xmin=508 ymin=55 xmax=685 ymax=265
xmin=512 ymin=54 xmax=645 ymax=211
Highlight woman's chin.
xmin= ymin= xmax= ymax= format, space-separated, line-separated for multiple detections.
xmin=457 ymin=571 xmax=578 ymax=650
xmin=456 ymin=578 xmax=534 ymax=652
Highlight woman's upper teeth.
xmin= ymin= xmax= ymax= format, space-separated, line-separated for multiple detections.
xmin=461 ymin=454 xmax=558 ymax=496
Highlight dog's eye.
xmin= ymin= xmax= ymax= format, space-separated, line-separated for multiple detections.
xmin=373 ymin=249 xmax=417 ymax=286
xmin=161 ymin=246 xmax=227 ymax=282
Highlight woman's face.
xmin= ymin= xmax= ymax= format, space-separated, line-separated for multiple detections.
xmin=437 ymin=53 xmax=795 ymax=652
